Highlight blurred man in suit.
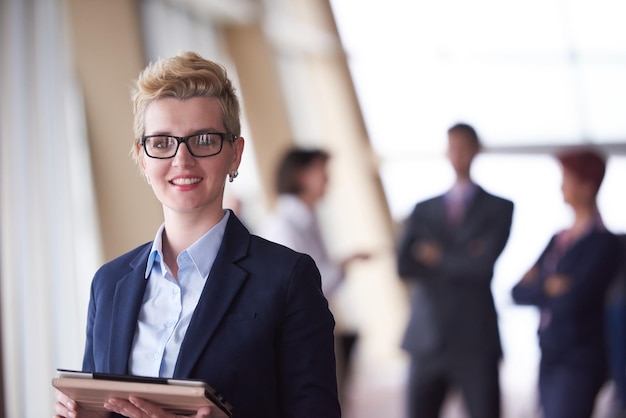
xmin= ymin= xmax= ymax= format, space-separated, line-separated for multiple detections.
xmin=397 ymin=123 xmax=514 ymax=418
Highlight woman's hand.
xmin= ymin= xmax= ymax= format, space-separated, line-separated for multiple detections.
xmin=104 ymin=396 xmax=212 ymax=418
xmin=54 ymin=390 xmax=212 ymax=418
xmin=340 ymin=252 xmax=372 ymax=271
xmin=53 ymin=389 xmax=108 ymax=418
xmin=544 ymin=274 xmax=571 ymax=297
xmin=519 ymin=266 xmax=539 ymax=285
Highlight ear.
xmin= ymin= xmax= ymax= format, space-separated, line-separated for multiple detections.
xmin=230 ymin=136 xmax=245 ymax=172
xmin=140 ymin=158 xmax=150 ymax=184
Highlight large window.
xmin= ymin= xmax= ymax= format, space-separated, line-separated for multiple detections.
xmin=330 ymin=0 xmax=626 ymax=411
xmin=330 ymin=0 xmax=626 ymax=156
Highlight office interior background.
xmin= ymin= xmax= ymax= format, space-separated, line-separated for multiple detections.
xmin=1 ymin=0 xmax=625 ymax=417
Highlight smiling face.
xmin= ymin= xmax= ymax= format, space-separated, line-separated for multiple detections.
xmin=140 ymin=96 xmax=243 ymax=220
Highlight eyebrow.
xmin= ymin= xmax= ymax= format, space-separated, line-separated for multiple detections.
xmin=144 ymin=129 xmax=224 ymax=137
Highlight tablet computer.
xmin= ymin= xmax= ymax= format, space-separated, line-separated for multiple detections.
xmin=52 ymin=369 xmax=233 ymax=418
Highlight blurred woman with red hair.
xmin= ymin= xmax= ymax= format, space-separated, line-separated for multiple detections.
xmin=512 ymin=148 xmax=622 ymax=418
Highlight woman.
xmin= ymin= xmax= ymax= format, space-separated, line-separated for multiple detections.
xmin=54 ymin=52 xmax=341 ymax=418
xmin=259 ymin=148 xmax=368 ymax=296
xmin=258 ymin=148 xmax=369 ymax=395
xmin=512 ymin=149 xmax=621 ymax=418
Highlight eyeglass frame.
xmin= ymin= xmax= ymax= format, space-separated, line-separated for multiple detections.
xmin=140 ymin=132 xmax=238 ymax=159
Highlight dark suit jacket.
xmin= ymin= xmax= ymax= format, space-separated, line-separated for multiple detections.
xmin=397 ymin=186 xmax=514 ymax=358
xmin=512 ymin=227 xmax=621 ymax=369
xmin=82 ymin=212 xmax=341 ymax=418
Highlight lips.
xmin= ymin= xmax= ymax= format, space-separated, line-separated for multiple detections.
xmin=170 ymin=177 xmax=202 ymax=185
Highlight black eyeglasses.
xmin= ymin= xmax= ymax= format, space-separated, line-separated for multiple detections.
xmin=141 ymin=132 xmax=237 ymax=159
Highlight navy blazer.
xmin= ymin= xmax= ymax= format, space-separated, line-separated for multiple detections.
xmin=512 ymin=227 xmax=621 ymax=369
xmin=82 ymin=212 xmax=341 ymax=418
xmin=397 ymin=186 xmax=514 ymax=358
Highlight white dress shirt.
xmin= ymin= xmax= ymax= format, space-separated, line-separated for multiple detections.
xmin=258 ymin=194 xmax=343 ymax=296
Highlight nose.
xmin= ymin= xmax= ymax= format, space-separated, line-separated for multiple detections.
xmin=172 ymin=141 xmax=196 ymax=167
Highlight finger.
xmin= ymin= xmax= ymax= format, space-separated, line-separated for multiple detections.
xmin=104 ymin=398 xmax=144 ymax=418
xmin=128 ymin=396 xmax=170 ymax=417
xmin=128 ymin=396 xmax=212 ymax=418
xmin=55 ymin=390 xmax=77 ymax=411
xmin=53 ymin=401 xmax=68 ymax=417
xmin=53 ymin=400 xmax=77 ymax=418
xmin=195 ymin=406 xmax=212 ymax=417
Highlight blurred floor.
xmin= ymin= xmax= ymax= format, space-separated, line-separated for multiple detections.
xmin=337 ymin=279 xmax=622 ymax=418
xmin=341 ymin=343 xmax=619 ymax=418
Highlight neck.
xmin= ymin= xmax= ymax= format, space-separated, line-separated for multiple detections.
xmin=570 ymin=202 xmax=598 ymax=236
xmin=297 ymin=193 xmax=317 ymax=209
xmin=162 ymin=208 xmax=224 ymax=263
xmin=454 ymin=176 xmax=473 ymax=188
xmin=455 ymin=171 xmax=472 ymax=184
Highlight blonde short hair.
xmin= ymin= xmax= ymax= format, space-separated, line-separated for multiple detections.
xmin=130 ymin=51 xmax=241 ymax=164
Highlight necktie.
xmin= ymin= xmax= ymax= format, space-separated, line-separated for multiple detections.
xmin=447 ymin=191 xmax=465 ymax=228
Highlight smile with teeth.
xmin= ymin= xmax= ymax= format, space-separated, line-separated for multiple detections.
xmin=170 ymin=177 xmax=202 ymax=185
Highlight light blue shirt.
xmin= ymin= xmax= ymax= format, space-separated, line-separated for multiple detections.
xmin=128 ymin=210 xmax=230 ymax=377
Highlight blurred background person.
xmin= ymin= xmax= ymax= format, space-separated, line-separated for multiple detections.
xmin=512 ymin=149 xmax=622 ymax=418
xmin=605 ymin=234 xmax=626 ymax=418
xmin=257 ymin=147 xmax=371 ymax=400
xmin=396 ymin=123 xmax=514 ymax=418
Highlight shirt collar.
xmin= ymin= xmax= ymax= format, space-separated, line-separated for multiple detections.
xmin=448 ymin=180 xmax=477 ymax=202
xmin=556 ymin=210 xmax=606 ymax=250
xmin=145 ymin=224 xmax=166 ymax=278
xmin=144 ymin=210 xmax=231 ymax=279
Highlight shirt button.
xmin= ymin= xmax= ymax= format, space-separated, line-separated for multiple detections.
xmin=153 ymin=352 xmax=160 ymax=359
xmin=172 ymin=287 xmax=180 ymax=294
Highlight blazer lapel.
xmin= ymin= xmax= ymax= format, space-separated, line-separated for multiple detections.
xmin=428 ymin=195 xmax=449 ymax=230
xmin=174 ymin=213 xmax=249 ymax=378
xmin=433 ymin=195 xmax=456 ymax=239
xmin=108 ymin=245 xmax=150 ymax=374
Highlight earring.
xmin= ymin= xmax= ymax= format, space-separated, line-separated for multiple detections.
xmin=228 ymin=170 xmax=239 ymax=183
